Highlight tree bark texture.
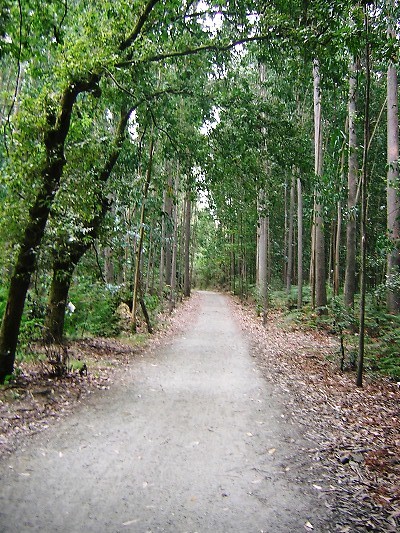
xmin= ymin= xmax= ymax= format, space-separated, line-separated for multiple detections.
xmin=313 ymin=58 xmax=327 ymax=311
xmin=344 ymin=60 xmax=359 ymax=308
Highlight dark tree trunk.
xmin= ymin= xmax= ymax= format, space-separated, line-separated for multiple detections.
xmin=0 ymin=75 xmax=100 ymax=382
xmin=44 ymin=107 xmax=133 ymax=345
xmin=44 ymin=261 xmax=75 ymax=344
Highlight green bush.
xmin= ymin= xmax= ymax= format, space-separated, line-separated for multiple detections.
xmin=65 ymin=281 xmax=121 ymax=338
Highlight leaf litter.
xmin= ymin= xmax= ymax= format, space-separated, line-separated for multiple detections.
xmin=229 ymin=297 xmax=400 ymax=532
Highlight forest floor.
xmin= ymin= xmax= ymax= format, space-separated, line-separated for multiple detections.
xmin=0 ymin=291 xmax=399 ymax=532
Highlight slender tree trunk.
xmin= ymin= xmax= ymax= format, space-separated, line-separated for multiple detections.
xmin=283 ymin=179 xmax=288 ymax=285
xmin=183 ymin=188 xmax=192 ymax=297
xmin=164 ymin=170 xmax=173 ymax=287
xmin=333 ymin=200 xmax=342 ymax=297
xmin=310 ymin=200 xmax=316 ymax=309
xmin=132 ymin=137 xmax=155 ymax=332
xmin=231 ymin=234 xmax=236 ymax=294
xmin=297 ymin=177 xmax=303 ymax=309
xmin=169 ymin=172 xmax=179 ymax=312
xmin=386 ymin=0 xmax=400 ymax=313
xmin=159 ymin=189 xmax=167 ymax=302
xmin=357 ymin=8 xmax=371 ymax=388
xmin=145 ymin=229 xmax=153 ymax=294
xmin=0 ymin=76 xmax=100 ymax=382
xmin=344 ymin=59 xmax=359 ymax=308
xmin=313 ymin=58 xmax=327 ymax=312
xmin=286 ymin=175 xmax=295 ymax=295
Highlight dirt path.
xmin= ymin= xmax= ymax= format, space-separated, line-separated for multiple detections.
xmin=0 ymin=291 xmax=336 ymax=532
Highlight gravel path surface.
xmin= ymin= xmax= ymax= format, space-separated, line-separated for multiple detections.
xmin=0 ymin=291 xmax=335 ymax=532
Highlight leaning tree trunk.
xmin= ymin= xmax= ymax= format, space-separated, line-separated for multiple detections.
xmin=44 ymin=106 xmax=133 ymax=344
xmin=0 ymin=76 xmax=99 ymax=382
xmin=344 ymin=59 xmax=359 ymax=308
xmin=386 ymin=0 xmax=400 ymax=313
xmin=313 ymin=58 xmax=327 ymax=312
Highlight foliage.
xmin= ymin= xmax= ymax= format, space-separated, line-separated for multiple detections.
xmin=65 ymin=281 xmax=121 ymax=338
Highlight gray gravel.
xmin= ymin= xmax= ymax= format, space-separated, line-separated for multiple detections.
xmin=0 ymin=291 xmax=335 ymax=532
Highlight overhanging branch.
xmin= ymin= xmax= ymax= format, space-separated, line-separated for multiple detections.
xmin=116 ymin=34 xmax=274 ymax=68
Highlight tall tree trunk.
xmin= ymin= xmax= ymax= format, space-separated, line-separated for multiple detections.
xmin=164 ymin=169 xmax=173 ymax=287
xmin=386 ymin=0 xmax=400 ymax=313
xmin=357 ymin=7 xmax=371 ymax=388
xmin=344 ymin=59 xmax=359 ymax=308
xmin=0 ymin=75 xmax=100 ymax=382
xmin=333 ymin=200 xmax=342 ymax=297
xmin=286 ymin=175 xmax=295 ymax=295
xmin=297 ymin=177 xmax=303 ymax=309
xmin=132 ymin=137 xmax=155 ymax=332
xmin=183 ymin=188 xmax=192 ymax=297
xmin=159 ymin=189 xmax=167 ymax=302
xmin=44 ymin=107 xmax=133 ymax=344
xmin=169 ymin=171 xmax=179 ymax=312
xmin=313 ymin=58 xmax=327 ymax=312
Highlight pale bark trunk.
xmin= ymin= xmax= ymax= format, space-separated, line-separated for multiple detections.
xmin=169 ymin=172 xmax=179 ymax=312
xmin=333 ymin=200 xmax=342 ymax=297
xmin=164 ymin=170 xmax=173 ymax=287
xmin=159 ymin=190 xmax=166 ymax=301
xmin=286 ymin=176 xmax=295 ymax=294
xmin=313 ymin=58 xmax=327 ymax=311
xmin=357 ymin=8 xmax=371 ymax=387
xmin=132 ymin=137 xmax=154 ymax=332
xmin=386 ymin=1 xmax=400 ymax=312
xmin=344 ymin=60 xmax=359 ymax=307
xmin=183 ymin=189 xmax=192 ymax=297
xmin=297 ymin=177 xmax=303 ymax=309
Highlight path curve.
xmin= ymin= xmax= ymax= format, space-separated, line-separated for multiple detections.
xmin=0 ymin=291 xmax=333 ymax=532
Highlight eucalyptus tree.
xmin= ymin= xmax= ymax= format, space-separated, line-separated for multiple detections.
xmin=386 ymin=0 xmax=400 ymax=313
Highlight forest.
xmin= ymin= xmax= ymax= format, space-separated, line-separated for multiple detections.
xmin=0 ymin=0 xmax=399 ymax=389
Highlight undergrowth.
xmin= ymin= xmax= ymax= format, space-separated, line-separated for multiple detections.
xmin=264 ymin=287 xmax=400 ymax=381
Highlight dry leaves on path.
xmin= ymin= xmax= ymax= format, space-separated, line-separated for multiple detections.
xmin=230 ymin=298 xmax=400 ymax=532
